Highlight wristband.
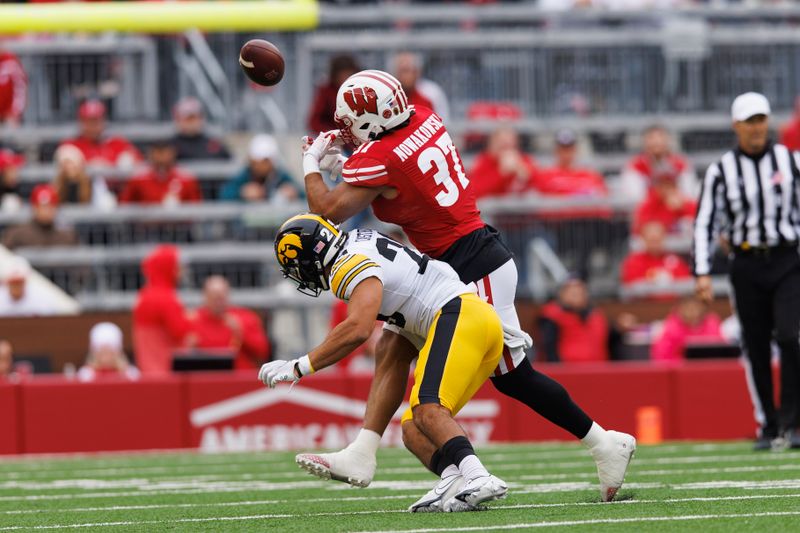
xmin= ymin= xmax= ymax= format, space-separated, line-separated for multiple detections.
xmin=303 ymin=153 xmax=321 ymax=177
xmin=295 ymin=354 xmax=314 ymax=377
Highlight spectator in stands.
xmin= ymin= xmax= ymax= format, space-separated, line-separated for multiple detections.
xmin=0 ymin=48 xmax=26 ymax=126
xmin=469 ymin=126 xmax=538 ymax=199
xmin=171 ymin=97 xmax=231 ymax=161
xmin=651 ymin=296 xmax=724 ymax=363
xmin=0 ymin=148 xmax=24 ymax=213
xmin=77 ymin=322 xmax=140 ymax=382
xmin=58 ymin=99 xmax=142 ymax=169
xmin=621 ymin=220 xmax=691 ymax=290
xmin=620 ymin=125 xmax=696 ymax=203
xmin=119 ymin=139 xmax=202 ymax=205
xmin=0 ymin=339 xmax=15 ymax=381
xmin=392 ymin=52 xmax=450 ymax=123
xmin=52 ymin=144 xmax=116 ymax=209
xmin=133 ymin=245 xmax=191 ymax=376
xmin=779 ymin=95 xmax=800 ymax=152
xmin=308 ymin=54 xmax=360 ymax=134
xmin=538 ymin=276 xmax=610 ymax=363
xmin=0 ymin=257 xmax=56 ymax=317
xmin=221 ymin=134 xmax=301 ymax=203
xmin=1 ymin=185 xmax=78 ymax=250
xmin=632 ymin=168 xmax=696 ymax=235
xmin=532 ymin=129 xmax=607 ymax=197
xmin=188 ymin=276 xmax=269 ymax=371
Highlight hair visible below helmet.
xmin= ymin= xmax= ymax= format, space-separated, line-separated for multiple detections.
xmin=334 ymin=69 xmax=412 ymax=145
xmin=274 ymin=214 xmax=347 ymax=297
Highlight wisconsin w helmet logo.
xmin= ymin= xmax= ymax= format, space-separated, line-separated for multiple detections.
xmin=277 ymin=233 xmax=303 ymax=265
xmin=343 ymin=87 xmax=378 ymax=116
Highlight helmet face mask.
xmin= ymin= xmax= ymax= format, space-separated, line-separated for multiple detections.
xmin=274 ymin=215 xmax=346 ymax=297
xmin=335 ymin=70 xmax=412 ymax=146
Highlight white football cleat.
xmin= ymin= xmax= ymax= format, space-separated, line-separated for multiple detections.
xmin=443 ymin=474 xmax=507 ymax=512
xmin=408 ymin=474 xmax=464 ymax=513
xmin=591 ymin=430 xmax=636 ymax=502
xmin=295 ymin=449 xmax=376 ymax=488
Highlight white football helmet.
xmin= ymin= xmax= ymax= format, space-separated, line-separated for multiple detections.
xmin=334 ymin=69 xmax=412 ymax=145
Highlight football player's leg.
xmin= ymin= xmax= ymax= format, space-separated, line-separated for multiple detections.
xmin=481 ymin=260 xmax=635 ymax=501
xmin=296 ymin=329 xmax=417 ymax=487
xmin=400 ymin=409 xmax=465 ymax=512
xmin=479 ymin=260 xmax=594 ymax=438
xmin=410 ymin=295 xmax=507 ymax=510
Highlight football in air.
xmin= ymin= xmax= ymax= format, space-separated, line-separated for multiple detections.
xmin=239 ymin=39 xmax=285 ymax=87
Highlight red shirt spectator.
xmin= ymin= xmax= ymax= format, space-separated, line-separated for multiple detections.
xmin=119 ymin=140 xmax=202 ymax=204
xmin=470 ymin=127 xmax=538 ymax=199
xmin=537 ymin=278 xmax=609 ymax=363
xmin=58 ymin=99 xmax=143 ymax=167
xmin=621 ymin=125 xmax=696 ymax=202
xmin=651 ymin=298 xmax=724 ymax=362
xmin=0 ymin=50 xmax=26 ymax=124
xmin=133 ymin=245 xmax=191 ymax=375
xmin=77 ymin=322 xmax=140 ymax=382
xmin=780 ymin=96 xmax=800 ymax=152
xmin=531 ymin=129 xmax=607 ymax=197
xmin=622 ymin=252 xmax=691 ymax=285
xmin=393 ymin=52 xmax=438 ymax=116
xmin=633 ymin=185 xmax=696 ymax=235
xmin=188 ymin=276 xmax=270 ymax=370
xmin=307 ymin=55 xmax=359 ymax=134
xmin=621 ymin=221 xmax=691 ymax=286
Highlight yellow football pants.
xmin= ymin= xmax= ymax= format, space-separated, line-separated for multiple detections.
xmin=401 ymin=293 xmax=504 ymax=424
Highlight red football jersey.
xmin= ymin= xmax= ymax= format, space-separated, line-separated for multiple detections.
xmin=342 ymin=106 xmax=485 ymax=257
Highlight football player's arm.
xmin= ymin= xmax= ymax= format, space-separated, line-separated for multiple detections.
xmin=305 ymin=175 xmax=384 ymax=224
xmin=306 ymin=276 xmax=383 ymax=372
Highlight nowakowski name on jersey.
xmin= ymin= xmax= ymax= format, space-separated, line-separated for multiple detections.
xmin=392 ymin=112 xmax=445 ymax=162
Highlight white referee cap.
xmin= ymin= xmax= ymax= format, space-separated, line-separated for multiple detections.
xmin=731 ymin=92 xmax=771 ymax=122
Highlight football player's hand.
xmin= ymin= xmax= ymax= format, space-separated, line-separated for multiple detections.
xmin=320 ymin=152 xmax=348 ymax=182
xmin=258 ymin=359 xmax=299 ymax=388
xmin=695 ymin=275 xmax=713 ymax=303
xmin=302 ymin=130 xmax=342 ymax=176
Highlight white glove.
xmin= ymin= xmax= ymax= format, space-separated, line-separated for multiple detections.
xmin=258 ymin=355 xmax=314 ymax=388
xmin=302 ymin=130 xmax=342 ymax=177
xmin=502 ymin=323 xmax=533 ymax=350
xmin=258 ymin=359 xmax=299 ymax=388
xmin=319 ymin=152 xmax=348 ymax=182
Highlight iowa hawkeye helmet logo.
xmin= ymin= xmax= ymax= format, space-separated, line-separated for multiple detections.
xmin=343 ymin=87 xmax=378 ymax=116
xmin=277 ymin=233 xmax=303 ymax=265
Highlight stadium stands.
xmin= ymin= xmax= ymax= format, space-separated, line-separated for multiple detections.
xmin=6 ymin=4 xmax=798 ymax=365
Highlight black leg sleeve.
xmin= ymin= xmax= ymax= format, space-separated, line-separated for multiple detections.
xmin=490 ymin=358 xmax=593 ymax=439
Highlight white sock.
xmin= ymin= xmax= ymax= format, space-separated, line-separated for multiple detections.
xmin=457 ymin=455 xmax=489 ymax=484
xmin=346 ymin=428 xmax=381 ymax=457
xmin=441 ymin=464 xmax=459 ymax=479
xmin=581 ymin=422 xmax=608 ymax=450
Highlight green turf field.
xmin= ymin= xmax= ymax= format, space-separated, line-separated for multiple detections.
xmin=1 ymin=441 xmax=799 ymax=532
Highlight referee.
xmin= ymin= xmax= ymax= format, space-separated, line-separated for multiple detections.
xmin=693 ymin=92 xmax=800 ymax=451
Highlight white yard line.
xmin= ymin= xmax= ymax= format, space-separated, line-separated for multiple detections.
xmin=3 ymin=510 xmax=800 ymax=531
xmin=0 ymin=477 xmax=797 ymax=504
xmin=0 ymin=442 xmax=750 ymax=470
xmin=3 ymin=451 xmax=794 ymax=480
xmin=359 ymin=512 xmax=800 ymax=533
xmin=4 ymin=491 xmax=800 ymax=516
xmin=5 ymin=460 xmax=798 ymax=493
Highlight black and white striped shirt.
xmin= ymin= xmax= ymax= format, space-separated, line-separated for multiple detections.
xmin=693 ymin=142 xmax=800 ymax=275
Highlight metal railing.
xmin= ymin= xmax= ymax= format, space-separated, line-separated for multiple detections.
xmin=4 ymin=36 xmax=159 ymax=125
